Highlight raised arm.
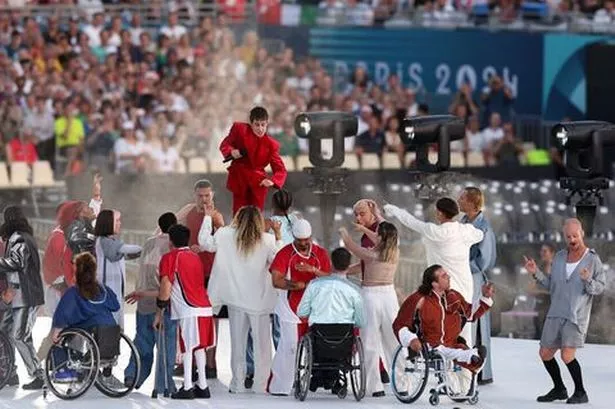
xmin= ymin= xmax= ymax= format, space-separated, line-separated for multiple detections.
xmin=339 ymin=227 xmax=376 ymax=261
xmin=383 ymin=204 xmax=432 ymax=237
xmin=198 ymin=215 xmax=217 ymax=252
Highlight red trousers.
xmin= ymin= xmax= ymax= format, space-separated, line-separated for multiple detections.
xmin=232 ymin=188 xmax=267 ymax=215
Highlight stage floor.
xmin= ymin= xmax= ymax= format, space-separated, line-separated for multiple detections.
xmin=1 ymin=315 xmax=611 ymax=409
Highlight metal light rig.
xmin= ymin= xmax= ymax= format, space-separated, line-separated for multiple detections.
xmin=294 ymin=112 xmax=358 ymax=250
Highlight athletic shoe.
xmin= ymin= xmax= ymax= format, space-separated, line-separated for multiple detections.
xmin=195 ymin=386 xmax=211 ymax=399
xmin=566 ymin=391 xmax=588 ymax=404
xmin=22 ymin=377 xmax=44 ymax=390
xmin=172 ymin=387 xmax=195 ymax=399
xmin=54 ymin=369 xmax=78 ymax=383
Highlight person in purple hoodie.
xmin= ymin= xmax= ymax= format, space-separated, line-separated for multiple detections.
xmin=51 ymin=252 xmax=120 ymax=382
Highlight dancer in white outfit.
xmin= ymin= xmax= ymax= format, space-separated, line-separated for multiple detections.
xmin=199 ymin=206 xmax=283 ymax=393
xmin=339 ymin=221 xmax=400 ymax=397
xmin=384 ymin=198 xmax=483 ymax=344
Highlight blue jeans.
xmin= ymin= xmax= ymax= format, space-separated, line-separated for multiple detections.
xmin=125 ymin=310 xmax=177 ymax=391
xmin=246 ymin=314 xmax=280 ymax=376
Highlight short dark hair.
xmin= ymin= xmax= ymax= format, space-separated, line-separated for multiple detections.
xmin=418 ymin=264 xmax=443 ymax=295
xmin=194 ymin=179 xmax=212 ymax=191
xmin=436 ymin=197 xmax=459 ymax=219
xmin=158 ymin=212 xmax=177 ymax=233
xmin=331 ymin=248 xmax=351 ymax=271
xmin=169 ymin=224 xmax=190 ymax=248
xmin=94 ymin=209 xmax=115 ymax=237
xmin=249 ymin=106 xmax=269 ymax=122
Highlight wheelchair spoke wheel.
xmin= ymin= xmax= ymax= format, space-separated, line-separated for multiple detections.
xmin=349 ymin=336 xmax=366 ymax=401
xmin=391 ymin=345 xmax=429 ymax=404
xmin=44 ymin=329 xmax=100 ymax=400
xmin=294 ymin=335 xmax=312 ymax=401
xmin=94 ymin=333 xmax=140 ymax=398
xmin=0 ymin=331 xmax=15 ymax=391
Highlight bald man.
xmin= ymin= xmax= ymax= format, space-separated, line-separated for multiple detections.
xmin=524 ymin=218 xmax=605 ymax=405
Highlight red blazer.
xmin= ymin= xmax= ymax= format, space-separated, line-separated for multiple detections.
xmin=393 ymin=289 xmax=491 ymax=348
xmin=219 ymin=122 xmax=287 ymax=194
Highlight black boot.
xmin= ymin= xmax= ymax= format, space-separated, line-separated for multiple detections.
xmin=537 ymin=387 xmax=569 ymax=402
xmin=171 ymin=387 xmax=195 ymax=399
xmin=22 ymin=377 xmax=44 ymax=390
xmin=566 ymin=390 xmax=588 ymax=404
xmin=244 ymin=374 xmax=254 ymax=389
xmin=194 ymin=386 xmax=211 ymax=399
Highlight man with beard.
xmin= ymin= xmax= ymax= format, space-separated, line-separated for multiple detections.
xmin=267 ymin=219 xmax=331 ymax=396
xmin=176 ymin=179 xmax=225 ymax=379
xmin=524 ymin=218 xmax=605 ymax=404
xmin=352 ymin=199 xmax=390 ymax=384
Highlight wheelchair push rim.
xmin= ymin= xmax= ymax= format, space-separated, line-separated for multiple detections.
xmin=94 ymin=332 xmax=140 ymax=398
xmin=349 ymin=336 xmax=366 ymax=401
xmin=391 ymin=344 xmax=430 ymax=404
xmin=44 ymin=328 xmax=100 ymax=400
xmin=0 ymin=331 xmax=15 ymax=391
xmin=294 ymin=335 xmax=312 ymax=401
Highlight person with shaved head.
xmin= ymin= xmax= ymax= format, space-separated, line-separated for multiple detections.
xmin=524 ymin=218 xmax=606 ymax=404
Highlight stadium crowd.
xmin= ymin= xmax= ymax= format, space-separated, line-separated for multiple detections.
xmin=0 ymin=4 xmax=533 ymax=176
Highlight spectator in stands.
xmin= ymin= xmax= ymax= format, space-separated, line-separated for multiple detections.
xmin=384 ymin=116 xmax=406 ymax=167
xmin=114 ymin=121 xmax=147 ymax=174
xmin=481 ymin=112 xmax=504 ymax=166
xmin=54 ymin=100 xmax=85 ymax=172
xmin=481 ymin=74 xmax=514 ymax=125
xmin=6 ymin=129 xmax=38 ymax=166
xmin=82 ymin=12 xmax=104 ymax=48
xmin=450 ymin=83 xmax=479 ymax=118
xmin=493 ymin=122 xmax=524 ymax=167
xmin=593 ymin=0 xmax=614 ymax=23
xmin=24 ymin=95 xmax=55 ymax=164
xmin=355 ymin=115 xmax=385 ymax=161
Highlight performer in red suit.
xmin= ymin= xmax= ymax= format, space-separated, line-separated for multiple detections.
xmin=219 ymin=106 xmax=288 ymax=215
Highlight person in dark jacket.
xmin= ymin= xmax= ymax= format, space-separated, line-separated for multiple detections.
xmin=0 ymin=205 xmax=45 ymax=389
xmin=64 ymin=200 xmax=99 ymax=256
xmin=51 ymin=252 xmax=120 ymax=383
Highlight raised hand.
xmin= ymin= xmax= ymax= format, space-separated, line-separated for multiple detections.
xmin=523 ymin=255 xmax=538 ymax=275
xmin=259 ymin=179 xmax=274 ymax=187
xmin=353 ymin=222 xmax=369 ymax=234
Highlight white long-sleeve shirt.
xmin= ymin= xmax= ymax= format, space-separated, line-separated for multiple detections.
xmin=384 ymin=204 xmax=484 ymax=301
xmin=199 ymin=216 xmax=283 ymax=315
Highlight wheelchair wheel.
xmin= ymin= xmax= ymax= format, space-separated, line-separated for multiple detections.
xmin=294 ymin=335 xmax=312 ymax=401
xmin=44 ymin=328 xmax=100 ymax=400
xmin=0 ymin=330 xmax=15 ymax=391
xmin=391 ymin=344 xmax=429 ymax=404
xmin=94 ymin=332 xmax=140 ymax=398
xmin=349 ymin=336 xmax=365 ymax=401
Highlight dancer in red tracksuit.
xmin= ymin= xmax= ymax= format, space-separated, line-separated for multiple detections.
xmin=219 ymin=106 xmax=287 ymax=215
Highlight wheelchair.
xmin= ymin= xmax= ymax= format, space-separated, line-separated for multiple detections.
xmin=391 ymin=342 xmax=480 ymax=406
xmin=293 ymin=324 xmax=366 ymax=402
xmin=43 ymin=325 xmax=141 ymax=400
xmin=0 ymin=330 xmax=15 ymax=391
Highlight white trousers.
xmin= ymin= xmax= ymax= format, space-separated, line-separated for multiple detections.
xmin=362 ymin=285 xmax=400 ymax=395
xmin=44 ymin=285 xmax=63 ymax=317
xmin=268 ymin=319 xmax=305 ymax=395
xmin=434 ymin=345 xmax=477 ymax=364
xmin=227 ymin=306 xmax=272 ymax=393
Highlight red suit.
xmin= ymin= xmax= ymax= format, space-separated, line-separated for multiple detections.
xmin=220 ymin=122 xmax=287 ymax=214
xmin=393 ymin=289 xmax=492 ymax=371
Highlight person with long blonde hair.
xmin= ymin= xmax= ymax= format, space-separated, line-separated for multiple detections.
xmin=198 ymin=205 xmax=282 ymax=393
xmin=339 ymin=221 xmax=401 ymax=398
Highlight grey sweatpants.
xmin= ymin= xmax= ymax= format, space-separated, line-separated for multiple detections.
xmin=0 ymin=306 xmax=43 ymax=379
